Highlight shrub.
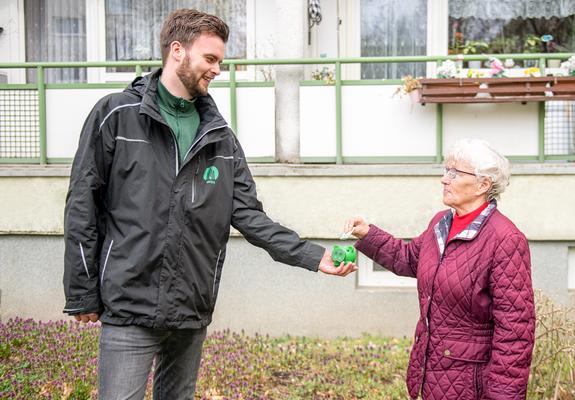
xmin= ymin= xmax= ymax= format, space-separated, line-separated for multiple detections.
xmin=528 ymin=291 xmax=575 ymax=399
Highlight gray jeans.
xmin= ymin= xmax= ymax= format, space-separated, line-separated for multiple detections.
xmin=98 ymin=323 xmax=207 ymax=400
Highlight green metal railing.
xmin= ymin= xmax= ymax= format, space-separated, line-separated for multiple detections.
xmin=0 ymin=53 xmax=574 ymax=165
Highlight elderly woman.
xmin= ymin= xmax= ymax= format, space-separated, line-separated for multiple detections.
xmin=345 ymin=139 xmax=535 ymax=400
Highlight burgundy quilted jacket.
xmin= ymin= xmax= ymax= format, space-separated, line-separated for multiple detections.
xmin=356 ymin=203 xmax=535 ymax=399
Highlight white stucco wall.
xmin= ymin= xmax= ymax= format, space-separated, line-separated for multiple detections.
xmin=1 ymin=165 xmax=574 ymax=240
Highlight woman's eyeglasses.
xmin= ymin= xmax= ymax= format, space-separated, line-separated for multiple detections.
xmin=443 ymin=167 xmax=476 ymax=179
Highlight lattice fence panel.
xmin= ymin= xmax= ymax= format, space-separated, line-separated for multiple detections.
xmin=545 ymin=101 xmax=575 ymax=156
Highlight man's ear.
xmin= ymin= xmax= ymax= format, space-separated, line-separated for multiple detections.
xmin=169 ymin=41 xmax=185 ymax=62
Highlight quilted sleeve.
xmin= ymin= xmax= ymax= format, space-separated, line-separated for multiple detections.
xmin=484 ymin=233 xmax=535 ymax=400
xmin=354 ymin=224 xmax=425 ymax=278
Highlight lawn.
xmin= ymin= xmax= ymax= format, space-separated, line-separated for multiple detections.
xmin=1 ymin=291 xmax=573 ymax=399
xmin=0 ymin=319 xmax=410 ymax=399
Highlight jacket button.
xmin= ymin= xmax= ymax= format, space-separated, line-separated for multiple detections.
xmin=444 ymin=349 xmax=451 ymax=356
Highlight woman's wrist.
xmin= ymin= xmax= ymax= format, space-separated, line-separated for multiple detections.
xmin=355 ymin=223 xmax=370 ymax=239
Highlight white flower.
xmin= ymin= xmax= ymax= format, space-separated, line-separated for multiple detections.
xmin=437 ymin=60 xmax=459 ymax=78
xmin=560 ymin=55 xmax=575 ymax=72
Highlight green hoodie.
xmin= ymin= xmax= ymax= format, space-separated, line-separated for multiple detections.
xmin=157 ymin=79 xmax=200 ymax=162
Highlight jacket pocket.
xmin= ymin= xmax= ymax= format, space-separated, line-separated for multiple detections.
xmin=441 ymin=338 xmax=491 ymax=363
xmin=211 ymin=248 xmax=224 ymax=306
xmin=100 ymin=239 xmax=114 ymax=283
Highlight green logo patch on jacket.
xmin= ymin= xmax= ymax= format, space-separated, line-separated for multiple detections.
xmin=203 ymin=166 xmax=219 ymax=184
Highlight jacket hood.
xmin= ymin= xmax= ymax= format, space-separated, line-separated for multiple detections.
xmin=125 ymin=68 xmax=228 ymax=131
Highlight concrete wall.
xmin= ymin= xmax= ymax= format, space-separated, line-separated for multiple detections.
xmin=0 ymin=234 xmax=572 ymax=338
xmin=2 ymin=164 xmax=575 ymax=239
xmin=1 ymin=164 xmax=574 ymax=337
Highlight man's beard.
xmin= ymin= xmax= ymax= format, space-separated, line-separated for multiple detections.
xmin=176 ymin=55 xmax=206 ymax=99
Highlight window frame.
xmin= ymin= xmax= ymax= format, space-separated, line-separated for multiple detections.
xmin=341 ymin=0 xmax=448 ymax=80
xmin=85 ymin=0 xmax=256 ymax=83
xmin=357 ymin=253 xmax=417 ymax=288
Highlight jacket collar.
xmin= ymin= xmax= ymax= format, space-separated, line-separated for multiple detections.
xmin=433 ymin=200 xmax=497 ymax=258
xmin=126 ymin=69 xmax=228 ymax=135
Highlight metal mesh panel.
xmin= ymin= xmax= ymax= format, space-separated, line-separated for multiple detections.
xmin=545 ymin=101 xmax=575 ymax=156
xmin=0 ymin=90 xmax=40 ymax=159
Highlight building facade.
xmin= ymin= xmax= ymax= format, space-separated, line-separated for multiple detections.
xmin=0 ymin=0 xmax=574 ymax=337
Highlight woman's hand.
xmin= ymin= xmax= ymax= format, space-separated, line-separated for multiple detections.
xmin=343 ymin=217 xmax=370 ymax=239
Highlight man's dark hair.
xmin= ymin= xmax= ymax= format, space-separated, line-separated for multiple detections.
xmin=160 ymin=9 xmax=229 ymax=65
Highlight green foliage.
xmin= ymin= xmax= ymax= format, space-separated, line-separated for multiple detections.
xmin=2 ymin=295 xmax=573 ymax=399
xmin=524 ymin=34 xmax=544 ymax=53
xmin=528 ymin=291 xmax=575 ymax=399
xmin=0 ymin=320 xmax=410 ymax=399
xmin=461 ymin=40 xmax=489 ymax=55
xmin=489 ymin=36 xmax=520 ymax=54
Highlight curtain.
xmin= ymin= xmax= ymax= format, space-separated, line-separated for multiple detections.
xmin=361 ymin=0 xmax=427 ymax=79
xmin=450 ymin=0 xmax=575 ymax=20
xmin=24 ymin=0 xmax=86 ymax=83
xmin=105 ymin=0 xmax=246 ymax=63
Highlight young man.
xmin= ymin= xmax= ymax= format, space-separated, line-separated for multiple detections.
xmin=63 ymin=9 xmax=356 ymax=399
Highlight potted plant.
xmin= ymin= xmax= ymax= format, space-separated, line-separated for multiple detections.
xmin=489 ymin=36 xmax=519 ymax=54
xmin=560 ymin=56 xmax=575 ymax=76
xmin=393 ymin=75 xmax=422 ymax=103
xmin=541 ymin=34 xmax=562 ymax=68
xmin=448 ymin=31 xmax=465 ymax=55
xmin=462 ymin=41 xmax=489 ymax=69
xmin=311 ymin=67 xmax=335 ymax=84
xmin=523 ymin=34 xmax=543 ymax=67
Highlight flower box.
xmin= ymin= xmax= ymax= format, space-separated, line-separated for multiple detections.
xmin=418 ymin=76 xmax=575 ymax=104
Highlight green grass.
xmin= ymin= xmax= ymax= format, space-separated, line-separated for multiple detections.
xmin=1 ymin=291 xmax=572 ymax=399
xmin=0 ymin=320 xmax=410 ymax=399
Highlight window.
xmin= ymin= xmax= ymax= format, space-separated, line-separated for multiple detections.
xmin=448 ymin=1 xmax=575 ymax=156
xmin=360 ymin=0 xmax=428 ymax=79
xmin=357 ymin=253 xmax=417 ymax=288
xmin=448 ymin=1 xmax=575 ymax=62
xmin=22 ymin=0 xmax=248 ymax=83
xmin=105 ymin=0 xmax=247 ymax=73
xmin=24 ymin=0 xmax=87 ymax=83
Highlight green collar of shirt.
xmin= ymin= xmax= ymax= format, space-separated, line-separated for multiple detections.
xmin=156 ymin=79 xmax=197 ymax=116
xmin=156 ymin=79 xmax=200 ymax=163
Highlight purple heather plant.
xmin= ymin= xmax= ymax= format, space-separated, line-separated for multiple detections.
xmin=0 ymin=320 xmax=412 ymax=399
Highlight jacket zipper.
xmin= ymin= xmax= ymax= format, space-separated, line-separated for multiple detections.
xmin=420 ymin=254 xmax=444 ymax=398
xmin=169 ymin=132 xmax=179 ymax=176
xmin=212 ymin=249 xmax=222 ymax=298
xmin=179 ymin=124 xmax=227 ymax=174
xmin=192 ymin=160 xmax=200 ymax=203
xmin=160 ymin=118 xmax=226 ymax=177
xmin=474 ymin=364 xmax=483 ymax=398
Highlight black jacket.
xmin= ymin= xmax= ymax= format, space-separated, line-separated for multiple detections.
xmin=63 ymin=70 xmax=324 ymax=329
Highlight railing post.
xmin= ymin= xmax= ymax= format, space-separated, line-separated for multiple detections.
xmin=435 ymin=103 xmax=443 ymax=163
xmin=37 ymin=66 xmax=47 ymax=165
xmin=135 ymin=64 xmax=142 ymax=77
xmin=538 ymin=101 xmax=545 ymax=162
xmin=538 ymin=57 xmax=546 ymax=76
xmin=335 ymin=61 xmax=342 ymax=164
xmin=230 ymin=63 xmax=237 ymax=134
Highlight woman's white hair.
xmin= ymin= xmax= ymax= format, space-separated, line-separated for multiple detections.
xmin=445 ymin=138 xmax=510 ymax=201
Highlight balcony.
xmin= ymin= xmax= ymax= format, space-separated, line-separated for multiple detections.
xmin=0 ymin=54 xmax=574 ymax=165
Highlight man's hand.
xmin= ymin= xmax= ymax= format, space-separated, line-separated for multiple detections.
xmin=318 ymin=249 xmax=357 ymax=276
xmin=74 ymin=313 xmax=100 ymax=323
